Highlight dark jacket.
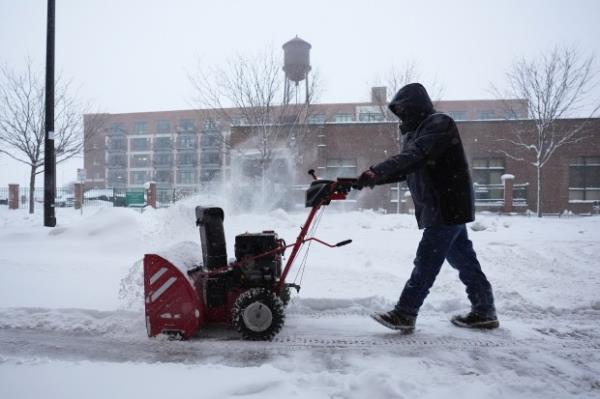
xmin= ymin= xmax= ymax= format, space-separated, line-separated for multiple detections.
xmin=371 ymin=83 xmax=475 ymax=229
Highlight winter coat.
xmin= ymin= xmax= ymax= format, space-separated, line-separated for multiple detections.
xmin=371 ymin=83 xmax=475 ymax=229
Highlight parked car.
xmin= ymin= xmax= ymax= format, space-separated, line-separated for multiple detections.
xmin=84 ymin=189 xmax=126 ymax=207
xmin=56 ymin=195 xmax=74 ymax=207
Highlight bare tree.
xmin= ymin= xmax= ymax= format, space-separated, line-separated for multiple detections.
xmin=492 ymin=47 xmax=600 ymax=217
xmin=189 ymin=48 xmax=319 ymax=193
xmin=374 ymin=60 xmax=446 ymax=121
xmin=0 ymin=60 xmax=103 ymax=213
xmin=371 ymin=61 xmax=446 ymax=155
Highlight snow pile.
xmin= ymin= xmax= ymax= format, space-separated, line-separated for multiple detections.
xmin=288 ymin=296 xmax=390 ymax=315
xmin=0 ymin=307 xmax=144 ymax=338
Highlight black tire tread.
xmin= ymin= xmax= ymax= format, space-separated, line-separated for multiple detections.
xmin=232 ymin=288 xmax=285 ymax=341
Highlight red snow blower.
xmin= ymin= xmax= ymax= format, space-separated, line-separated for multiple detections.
xmin=143 ymin=170 xmax=357 ymax=340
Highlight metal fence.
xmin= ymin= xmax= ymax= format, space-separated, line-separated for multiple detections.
xmin=0 ymin=182 xmax=531 ymax=212
xmin=0 ymin=184 xmax=229 ymax=211
xmin=0 ymin=186 xmax=74 ymax=209
xmin=473 ymin=183 xmax=529 ymax=208
xmin=0 ymin=186 xmax=158 ymax=210
xmin=387 ymin=182 xmax=530 ymax=213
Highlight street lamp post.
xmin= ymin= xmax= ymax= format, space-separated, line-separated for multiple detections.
xmin=44 ymin=0 xmax=56 ymax=227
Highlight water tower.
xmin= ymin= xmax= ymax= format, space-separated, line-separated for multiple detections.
xmin=282 ymin=36 xmax=312 ymax=105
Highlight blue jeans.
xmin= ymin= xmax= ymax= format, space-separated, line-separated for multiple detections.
xmin=395 ymin=224 xmax=496 ymax=318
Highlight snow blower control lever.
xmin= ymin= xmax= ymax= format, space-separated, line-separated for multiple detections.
xmin=142 ymin=170 xmax=357 ymax=341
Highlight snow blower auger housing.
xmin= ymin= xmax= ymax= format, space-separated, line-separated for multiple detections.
xmin=143 ymin=170 xmax=357 ymax=340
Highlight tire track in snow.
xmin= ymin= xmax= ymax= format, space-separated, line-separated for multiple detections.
xmin=1 ymin=307 xmax=599 ymax=365
xmin=1 ymin=327 xmax=597 ymax=367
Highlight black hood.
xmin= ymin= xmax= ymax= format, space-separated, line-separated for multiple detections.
xmin=388 ymin=83 xmax=434 ymax=131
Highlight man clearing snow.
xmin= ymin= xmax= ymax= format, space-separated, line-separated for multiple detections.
xmin=356 ymin=83 xmax=498 ymax=334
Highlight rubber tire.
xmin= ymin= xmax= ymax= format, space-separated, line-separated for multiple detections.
xmin=232 ymin=288 xmax=285 ymax=341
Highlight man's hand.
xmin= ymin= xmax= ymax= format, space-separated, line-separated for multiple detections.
xmin=356 ymin=169 xmax=380 ymax=190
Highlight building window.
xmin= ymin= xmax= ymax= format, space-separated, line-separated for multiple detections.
xmin=203 ymin=119 xmax=217 ymax=130
xmin=201 ymin=169 xmax=221 ymax=182
xmin=107 ymin=170 xmax=127 ymax=187
xmin=110 ymin=122 xmax=127 ymax=134
xmin=279 ymin=115 xmax=298 ymax=124
xmin=131 ymin=154 xmax=150 ymax=168
xmin=178 ymin=152 xmax=197 ymax=167
xmin=325 ymin=158 xmax=357 ymax=179
xmin=476 ymin=110 xmax=496 ymax=120
xmin=133 ymin=121 xmax=147 ymax=134
xmin=156 ymin=120 xmax=170 ymax=134
xmin=177 ymin=134 xmax=197 ymax=149
xmin=448 ymin=111 xmax=468 ymax=121
xmin=358 ymin=112 xmax=384 ymax=122
xmin=130 ymin=171 xmax=149 ymax=185
xmin=503 ymin=109 xmax=521 ymax=120
xmin=472 ymin=157 xmax=505 ymax=200
xmin=202 ymin=151 xmax=221 ymax=165
xmin=178 ymin=170 xmax=196 ymax=185
xmin=390 ymin=182 xmax=410 ymax=205
xmin=179 ymin=119 xmax=196 ymax=132
xmin=155 ymin=170 xmax=172 ymax=184
xmin=130 ymin=137 xmax=150 ymax=151
xmin=201 ymin=133 xmax=220 ymax=148
xmin=107 ymin=137 xmax=127 ymax=151
xmin=154 ymin=136 xmax=172 ymax=151
xmin=107 ymin=154 xmax=127 ymax=168
xmin=308 ymin=114 xmax=326 ymax=124
xmin=334 ymin=113 xmax=353 ymax=122
xmin=569 ymin=156 xmax=600 ymax=201
xmin=154 ymin=153 xmax=172 ymax=167
xmin=231 ymin=117 xmax=247 ymax=126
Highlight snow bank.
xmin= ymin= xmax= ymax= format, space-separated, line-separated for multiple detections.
xmin=0 ymin=307 xmax=144 ymax=338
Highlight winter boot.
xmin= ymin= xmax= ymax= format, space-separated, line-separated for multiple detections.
xmin=451 ymin=312 xmax=499 ymax=329
xmin=371 ymin=310 xmax=416 ymax=334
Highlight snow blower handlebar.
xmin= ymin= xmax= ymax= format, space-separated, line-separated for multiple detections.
xmin=275 ymin=172 xmax=356 ymax=293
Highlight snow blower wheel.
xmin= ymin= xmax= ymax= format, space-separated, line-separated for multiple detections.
xmin=232 ymin=288 xmax=285 ymax=341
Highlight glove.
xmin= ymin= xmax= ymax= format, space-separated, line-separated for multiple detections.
xmin=356 ymin=169 xmax=380 ymax=190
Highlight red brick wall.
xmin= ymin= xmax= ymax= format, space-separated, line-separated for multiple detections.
xmin=231 ymin=118 xmax=600 ymax=214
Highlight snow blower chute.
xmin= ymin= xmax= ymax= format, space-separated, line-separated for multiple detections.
xmin=143 ymin=170 xmax=357 ymax=340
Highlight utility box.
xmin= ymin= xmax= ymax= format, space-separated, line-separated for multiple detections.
xmin=126 ymin=191 xmax=145 ymax=207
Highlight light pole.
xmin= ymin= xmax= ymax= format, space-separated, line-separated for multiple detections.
xmin=44 ymin=0 xmax=56 ymax=227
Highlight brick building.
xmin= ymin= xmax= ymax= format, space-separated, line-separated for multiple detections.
xmin=83 ymin=87 xmax=599 ymax=213
xmin=234 ymin=118 xmax=598 ymax=214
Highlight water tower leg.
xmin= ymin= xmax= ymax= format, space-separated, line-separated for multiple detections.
xmin=284 ymin=78 xmax=290 ymax=105
xmin=305 ymin=73 xmax=310 ymax=105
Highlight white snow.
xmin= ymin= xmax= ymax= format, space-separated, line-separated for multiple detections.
xmin=0 ymin=199 xmax=599 ymax=398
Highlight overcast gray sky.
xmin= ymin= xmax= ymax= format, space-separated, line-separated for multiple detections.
xmin=1 ymin=0 xmax=599 ymax=185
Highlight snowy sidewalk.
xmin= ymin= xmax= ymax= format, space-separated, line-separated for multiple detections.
xmin=1 ymin=206 xmax=599 ymax=398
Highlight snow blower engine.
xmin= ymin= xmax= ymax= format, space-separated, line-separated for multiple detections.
xmin=143 ymin=170 xmax=357 ymax=340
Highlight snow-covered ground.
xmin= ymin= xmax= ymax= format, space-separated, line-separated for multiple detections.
xmin=1 ymin=199 xmax=599 ymax=399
